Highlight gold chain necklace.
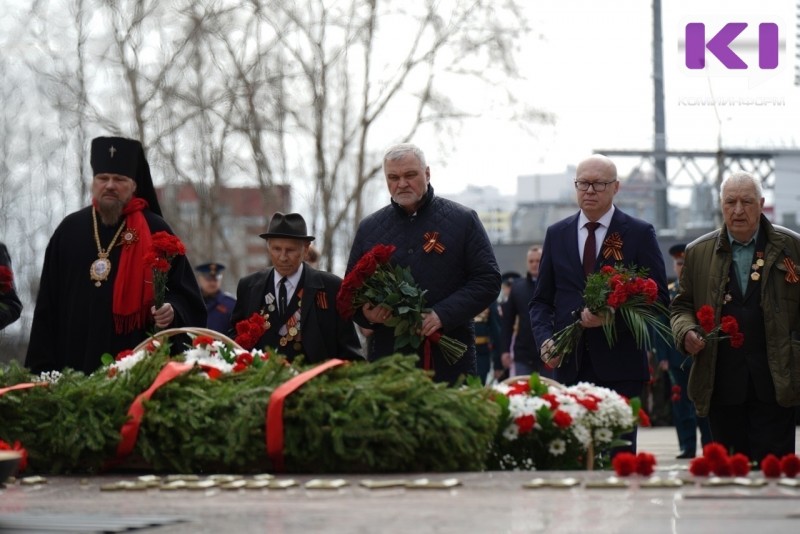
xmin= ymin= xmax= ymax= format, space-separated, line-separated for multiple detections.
xmin=90 ymin=208 xmax=126 ymax=287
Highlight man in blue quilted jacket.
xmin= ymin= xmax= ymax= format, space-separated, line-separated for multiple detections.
xmin=345 ymin=143 xmax=501 ymax=384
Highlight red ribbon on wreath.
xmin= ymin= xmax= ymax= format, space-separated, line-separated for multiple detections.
xmin=784 ymin=256 xmax=799 ymax=284
xmin=602 ymin=232 xmax=624 ymax=261
xmin=266 ymin=359 xmax=347 ymax=472
xmin=423 ymin=232 xmax=445 ymax=254
xmin=112 ymin=361 xmax=194 ymax=464
xmin=0 ymin=382 xmax=47 ymax=397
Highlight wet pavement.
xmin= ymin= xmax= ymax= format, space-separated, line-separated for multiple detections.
xmin=1 ymin=428 xmax=799 ymax=533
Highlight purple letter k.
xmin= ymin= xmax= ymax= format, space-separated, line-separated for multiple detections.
xmin=686 ymin=22 xmax=748 ymax=69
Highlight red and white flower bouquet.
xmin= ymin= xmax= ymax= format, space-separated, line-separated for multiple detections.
xmin=489 ymin=374 xmax=640 ymax=470
xmin=105 ymin=334 xmax=272 ymax=379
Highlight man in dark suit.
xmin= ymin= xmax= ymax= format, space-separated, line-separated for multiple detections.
xmin=530 ymin=154 xmax=669 ymax=452
xmin=230 ymin=212 xmax=362 ymax=364
xmin=501 ymin=246 xmax=553 ymax=379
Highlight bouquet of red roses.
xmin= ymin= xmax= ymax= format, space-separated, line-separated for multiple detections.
xmin=695 ymin=304 xmax=744 ymax=348
xmin=337 ymin=244 xmax=467 ymax=365
xmin=547 ymin=264 xmax=671 ymax=367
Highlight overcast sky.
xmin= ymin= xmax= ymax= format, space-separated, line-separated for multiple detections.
xmin=428 ymin=0 xmax=799 ymax=197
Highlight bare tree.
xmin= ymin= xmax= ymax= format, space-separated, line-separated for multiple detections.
xmin=2 ymin=0 xmax=546 ymax=281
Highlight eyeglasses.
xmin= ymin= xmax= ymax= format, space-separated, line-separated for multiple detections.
xmin=574 ymin=180 xmax=617 ymax=192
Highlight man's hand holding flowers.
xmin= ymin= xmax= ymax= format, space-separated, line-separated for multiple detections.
xmin=363 ymin=303 xmax=392 ymax=324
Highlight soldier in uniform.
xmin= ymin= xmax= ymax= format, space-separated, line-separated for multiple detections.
xmin=196 ymin=262 xmax=237 ymax=334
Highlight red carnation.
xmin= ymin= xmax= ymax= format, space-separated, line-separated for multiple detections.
xmin=711 ymin=457 xmax=732 ymax=477
xmin=696 ymin=305 xmax=716 ymax=333
xmin=541 ymin=393 xmax=560 ymax=409
xmin=636 ymin=452 xmax=657 ymax=476
xmin=702 ymin=442 xmax=728 ymax=463
xmin=689 ymin=457 xmax=711 ymax=476
xmin=720 ymin=316 xmax=739 ymax=335
xmin=234 ymin=312 xmax=269 ymax=350
xmin=612 ymin=452 xmax=637 ymax=476
xmin=761 ymin=454 xmax=782 ymax=478
xmin=576 ymin=396 xmax=598 ymax=411
xmin=115 ymin=349 xmax=134 ymax=361
xmin=730 ymin=453 xmax=751 ymax=476
xmin=151 ymin=231 xmax=186 ymax=257
xmin=515 ymin=414 xmax=535 ymax=435
xmin=552 ymin=410 xmax=573 ymax=429
xmin=507 ymin=380 xmax=530 ymax=396
xmin=780 ymin=454 xmax=800 ymax=478
xmin=638 ymin=408 xmax=651 ymax=427
xmin=600 ymin=265 xmax=615 ymax=275
xmin=193 ymin=335 xmax=216 ymax=347
xmin=730 ymin=332 xmax=745 ymax=348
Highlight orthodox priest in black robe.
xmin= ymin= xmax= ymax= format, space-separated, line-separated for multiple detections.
xmin=25 ymin=137 xmax=206 ymax=375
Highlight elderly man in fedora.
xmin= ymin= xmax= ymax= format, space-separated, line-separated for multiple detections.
xmin=230 ymin=212 xmax=363 ymax=363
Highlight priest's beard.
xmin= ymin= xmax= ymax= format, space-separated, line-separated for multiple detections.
xmin=97 ymin=199 xmax=124 ymax=226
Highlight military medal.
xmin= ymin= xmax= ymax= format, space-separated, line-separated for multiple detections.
xmin=750 ymin=252 xmax=764 ymax=282
xmin=279 ymin=337 xmax=288 ymax=347
xmin=288 ymin=326 xmax=298 ymax=337
xmin=265 ymin=294 xmax=276 ymax=312
xmin=90 ymin=208 xmax=126 ymax=287
xmin=293 ymin=342 xmax=302 ymax=351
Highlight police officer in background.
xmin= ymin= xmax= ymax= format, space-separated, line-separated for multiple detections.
xmin=196 ymin=262 xmax=236 ymax=333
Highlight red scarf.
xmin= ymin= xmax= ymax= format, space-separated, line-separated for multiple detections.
xmin=93 ymin=198 xmax=154 ymax=333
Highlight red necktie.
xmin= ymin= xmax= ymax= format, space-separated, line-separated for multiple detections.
xmin=583 ymin=222 xmax=600 ymax=276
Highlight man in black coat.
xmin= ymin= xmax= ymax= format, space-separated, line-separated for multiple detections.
xmin=25 ymin=137 xmax=206 ymax=374
xmin=230 ymin=212 xmax=362 ymax=364
xmin=501 ymin=246 xmax=553 ymax=378
xmin=345 ymin=143 xmax=501 ymax=384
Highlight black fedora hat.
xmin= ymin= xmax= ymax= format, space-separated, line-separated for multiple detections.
xmin=259 ymin=212 xmax=315 ymax=241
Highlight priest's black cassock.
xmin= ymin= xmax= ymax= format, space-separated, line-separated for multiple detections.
xmin=25 ymin=137 xmax=206 ymax=375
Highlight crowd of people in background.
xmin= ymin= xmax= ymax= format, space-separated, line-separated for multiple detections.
xmin=1 ymin=138 xmax=797 ymax=461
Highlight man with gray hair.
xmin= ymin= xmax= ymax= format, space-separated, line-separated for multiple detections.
xmin=345 ymin=143 xmax=501 ymax=384
xmin=672 ymin=171 xmax=800 ymax=461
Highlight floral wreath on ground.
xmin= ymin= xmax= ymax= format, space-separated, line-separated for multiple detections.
xmin=488 ymin=374 xmax=643 ymax=470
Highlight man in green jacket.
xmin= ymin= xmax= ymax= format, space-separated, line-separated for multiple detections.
xmin=671 ymin=171 xmax=800 ymax=462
